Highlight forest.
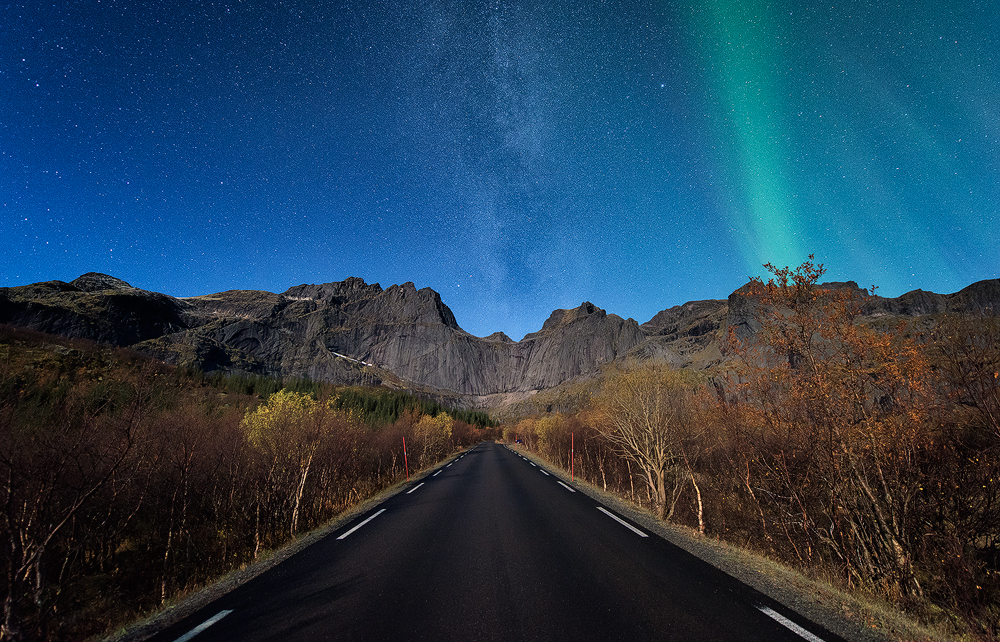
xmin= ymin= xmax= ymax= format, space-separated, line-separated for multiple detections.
xmin=507 ymin=258 xmax=1000 ymax=640
xmin=0 ymin=328 xmax=497 ymax=640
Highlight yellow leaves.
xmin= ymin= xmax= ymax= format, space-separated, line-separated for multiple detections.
xmin=535 ymin=413 xmax=563 ymax=442
xmin=413 ymin=411 xmax=453 ymax=462
xmin=240 ymin=390 xmax=353 ymax=455
xmin=532 ymin=413 xmax=571 ymax=458
xmin=414 ymin=412 xmax=452 ymax=443
xmin=242 ymin=390 xmax=317 ymax=454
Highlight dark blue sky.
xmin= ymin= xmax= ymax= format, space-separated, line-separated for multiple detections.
xmin=4 ymin=0 xmax=998 ymax=339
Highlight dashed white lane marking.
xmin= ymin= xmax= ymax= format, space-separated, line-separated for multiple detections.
xmin=173 ymin=610 xmax=232 ymax=642
xmin=539 ymin=469 xmax=550 ymax=476
xmin=530 ymin=462 xmax=537 ymax=467
xmin=433 ymin=470 xmax=443 ymax=477
xmin=446 ymin=463 xmax=453 ymax=467
xmin=757 ymin=606 xmax=827 ymax=642
xmin=557 ymin=481 xmax=576 ymax=493
xmin=597 ymin=507 xmax=648 ymax=538
xmin=337 ymin=508 xmax=386 ymax=540
xmin=406 ymin=482 xmax=425 ymax=494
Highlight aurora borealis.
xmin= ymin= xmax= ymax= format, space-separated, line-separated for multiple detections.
xmin=695 ymin=0 xmax=999 ymax=284
xmin=4 ymin=0 xmax=998 ymax=339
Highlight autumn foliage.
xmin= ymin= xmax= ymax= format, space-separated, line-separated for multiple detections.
xmin=0 ymin=326 xmax=495 ymax=641
xmin=510 ymin=258 xmax=1000 ymax=638
xmin=3 ymin=255 xmax=999 ymax=638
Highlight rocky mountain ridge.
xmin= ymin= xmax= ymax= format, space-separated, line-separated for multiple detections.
xmin=2 ymin=273 xmax=997 ymax=407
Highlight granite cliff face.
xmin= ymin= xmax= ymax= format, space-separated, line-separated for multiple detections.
xmin=2 ymin=273 xmax=998 ymax=406
xmin=0 ymin=274 xmax=644 ymax=399
xmin=725 ymin=278 xmax=1000 ymax=340
xmin=629 ymin=299 xmax=729 ymax=369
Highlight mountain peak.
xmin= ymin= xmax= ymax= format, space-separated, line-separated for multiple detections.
xmin=535 ymin=301 xmax=604 ymax=334
xmin=71 ymin=273 xmax=133 ymax=292
xmin=5 ymin=274 xmax=998 ymax=405
xmin=282 ymin=277 xmax=383 ymax=301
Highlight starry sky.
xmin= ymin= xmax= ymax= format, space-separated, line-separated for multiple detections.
xmin=4 ymin=0 xmax=999 ymax=340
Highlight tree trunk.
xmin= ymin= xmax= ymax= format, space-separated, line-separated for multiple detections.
xmin=691 ymin=470 xmax=704 ymax=535
xmin=655 ymin=467 xmax=667 ymax=519
xmin=3 ymin=591 xmax=16 ymax=641
xmin=290 ymin=452 xmax=314 ymax=537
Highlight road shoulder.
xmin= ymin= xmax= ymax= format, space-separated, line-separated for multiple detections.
xmin=105 ymin=450 xmax=469 ymax=642
xmin=509 ymin=445 xmax=927 ymax=642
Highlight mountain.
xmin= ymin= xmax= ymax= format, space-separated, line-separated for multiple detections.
xmin=2 ymin=273 xmax=998 ymax=408
xmin=0 ymin=273 xmax=189 ymax=345
xmin=0 ymin=274 xmax=645 ymax=403
xmin=726 ymin=278 xmax=1000 ymax=340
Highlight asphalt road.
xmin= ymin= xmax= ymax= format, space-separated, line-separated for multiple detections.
xmin=149 ymin=442 xmax=848 ymax=642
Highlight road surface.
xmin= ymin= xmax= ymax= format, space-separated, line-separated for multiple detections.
xmin=150 ymin=442 xmax=847 ymax=642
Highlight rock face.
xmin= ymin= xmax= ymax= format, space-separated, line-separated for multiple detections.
xmin=726 ymin=279 xmax=1000 ymax=340
xmin=0 ymin=273 xmax=190 ymax=345
xmin=641 ymin=299 xmax=727 ymax=340
xmin=0 ymin=275 xmax=644 ymax=398
xmin=633 ymin=299 xmax=729 ymax=369
xmin=2 ymin=273 xmax=998 ymax=405
xmin=517 ymin=303 xmax=645 ymax=390
xmin=865 ymin=279 xmax=1000 ymax=317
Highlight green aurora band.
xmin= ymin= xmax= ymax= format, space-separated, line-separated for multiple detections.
xmin=696 ymin=0 xmax=805 ymax=272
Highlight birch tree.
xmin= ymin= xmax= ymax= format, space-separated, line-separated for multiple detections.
xmin=591 ymin=364 xmax=701 ymax=520
xmin=241 ymin=390 xmax=340 ymax=537
xmin=413 ymin=412 xmax=452 ymax=465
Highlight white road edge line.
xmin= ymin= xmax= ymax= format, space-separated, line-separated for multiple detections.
xmin=406 ymin=482 xmax=425 ymax=494
xmin=337 ymin=508 xmax=386 ymax=540
xmin=757 ymin=606 xmax=827 ymax=642
xmin=530 ymin=462 xmax=537 ymax=467
xmin=540 ymin=469 xmax=550 ymax=476
xmin=557 ymin=481 xmax=576 ymax=493
xmin=172 ymin=609 xmax=232 ymax=642
xmin=597 ymin=507 xmax=648 ymax=537
xmin=433 ymin=470 xmax=442 ymax=476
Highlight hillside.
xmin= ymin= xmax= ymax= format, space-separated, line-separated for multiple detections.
xmin=2 ymin=273 xmax=998 ymax=408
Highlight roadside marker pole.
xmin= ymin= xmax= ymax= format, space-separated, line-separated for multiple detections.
xmin=403 ymin=436 xmax=410 ymax=480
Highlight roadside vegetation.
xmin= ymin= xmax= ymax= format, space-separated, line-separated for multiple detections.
xmin=507 ymin=258 xmax=999 ymax=640
xmin=3 ymin=256 xmax=997 ymax=640
xmin=0 ymin=326 xmax=497 ymax=641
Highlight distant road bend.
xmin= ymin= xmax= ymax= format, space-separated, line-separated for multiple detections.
xmin=151 ymin=443 xmax=848 ymax=642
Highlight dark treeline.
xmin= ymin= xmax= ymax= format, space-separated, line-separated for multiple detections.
xmin=185 ymin=370 xmax=496 ymax=429
xmin=200 ymin=371 xmax=323 ymax=399
xmin=0 ymin=325 xmax=498 ymax=641
xmin=508 ymin=260 xmax=1000 ymax=640
xmin=331 ymin=387 xmax=496 ymax=428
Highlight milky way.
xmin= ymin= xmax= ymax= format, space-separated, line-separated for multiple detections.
xmin=3 ymin=0 xmax=998 ymax=339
